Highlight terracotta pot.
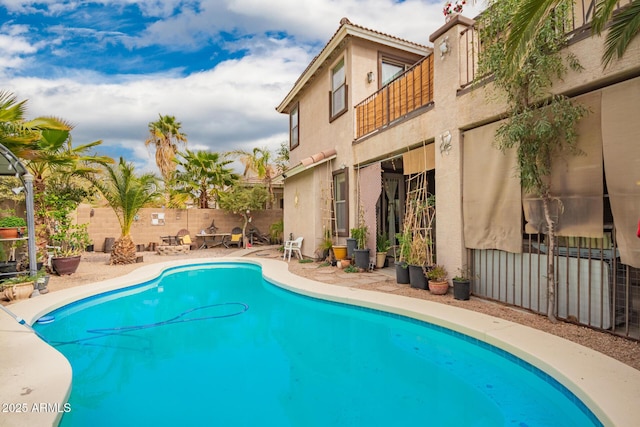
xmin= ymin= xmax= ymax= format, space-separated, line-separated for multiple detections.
xmin=428 ymin=280 xmax=449 ymax=295
xmin=0 ymin=227 xmax=21 ymax=239
xmin=51 ymin=255 xmax=82 ymax=275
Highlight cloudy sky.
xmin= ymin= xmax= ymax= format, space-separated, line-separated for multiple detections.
xmin=1 ymin=0 xmax=484 ymax=174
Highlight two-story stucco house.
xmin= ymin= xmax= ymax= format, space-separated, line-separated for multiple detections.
xmin=277 ymin=7 xmax=640 ymax=339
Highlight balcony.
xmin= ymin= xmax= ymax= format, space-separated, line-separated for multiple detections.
xmin=459 ymin=0 xmax=634 ymax=88
xmin=354 ymin=55 xmax=434 ymax=139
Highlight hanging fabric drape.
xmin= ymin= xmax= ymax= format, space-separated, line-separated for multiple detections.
xmin=384 ymin=177 xmax=398 ymax=243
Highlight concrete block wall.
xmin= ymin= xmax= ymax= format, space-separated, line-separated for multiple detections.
xmin=75 ymin=205 xmax=283 ymax=252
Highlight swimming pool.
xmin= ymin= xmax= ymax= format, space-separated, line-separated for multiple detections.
xmin=34 ymin=262 xmax=602 ymax=426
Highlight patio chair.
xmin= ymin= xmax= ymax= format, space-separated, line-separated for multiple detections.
xmin=247 ymin=224 xmax=270 ymax=245
xmin=176 ymin=229 xmax=196 ymax=250
xmin=283 ymin=237 xmax=303 ymax=261
xmin=229 ymin=227 xmax=243 ymax=248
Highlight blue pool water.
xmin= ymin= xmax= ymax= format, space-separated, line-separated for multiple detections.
xmin=35 ymin=263 xmax=601 ymax=426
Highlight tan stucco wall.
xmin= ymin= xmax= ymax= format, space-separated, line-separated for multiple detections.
xmin=352 ymin=17 xmax=640 ymax=278
xmin=75 ymin=206 xmax=283 ymax=252
xmin=282 ymin=14 xmax=640 ymax=272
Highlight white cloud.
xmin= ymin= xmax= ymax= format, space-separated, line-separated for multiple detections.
xmin=2 ymin=0 xmax=486 ymax=176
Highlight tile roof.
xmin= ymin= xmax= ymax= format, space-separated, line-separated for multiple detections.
xmin=276 ymin=17 xmax=432 ymax=113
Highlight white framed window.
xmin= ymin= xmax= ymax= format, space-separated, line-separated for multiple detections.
xmin=333 ymin=170 xmax=349 ymax=236
xmin=380 ymin=55 xmax=414 ymax=86
xmin=330 ymin=58 xmax=347 ymax=119
xmin=290 ymin=104 xmax=299 ymax=149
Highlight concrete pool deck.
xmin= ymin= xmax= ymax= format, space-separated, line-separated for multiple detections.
xmin=2 ymin=256 xmax=640 ymax=426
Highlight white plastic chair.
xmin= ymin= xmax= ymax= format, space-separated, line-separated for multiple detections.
xmin=282 ymin=237 xmax=303 ymax=261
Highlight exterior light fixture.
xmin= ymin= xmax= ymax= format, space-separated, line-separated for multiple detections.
xmin=439 ymin=37 xmax=450 ymax=59
xmin=367 ymin=71 xmax=374 ymax=83
xmin=439 ymin=131 xmax=452 ymax=155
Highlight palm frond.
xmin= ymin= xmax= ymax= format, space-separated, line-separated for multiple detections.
xmin=601 ymin=0 xmax=640 ymax=67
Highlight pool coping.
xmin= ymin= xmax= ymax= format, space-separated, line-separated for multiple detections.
xmin=1 ymin=257 xmax=639 ymax=427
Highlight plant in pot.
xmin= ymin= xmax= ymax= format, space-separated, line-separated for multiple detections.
xmin=350 ymin=221 xmax=370 ymax=270
xmin=375 ymin=233 xmax=391 ymax=269
xmin=427 ymin=264 xmax=449 ymax=295
xmin=0 ymin=213 xmax=27 ymax=239
xmin=316 ymin=228 xmax=334 ymax=262
xmin=0 ymin=269 xmax=45 ymax=301
xmin=407 ymin=236 xmax=429 ymax=290
xmin=395 ymin=229 xmax=411 ymax=284
xmin=452 ymin=265 xmax=472 ymax=300
xmin=49 ymin=218 xmax=91 ymax=276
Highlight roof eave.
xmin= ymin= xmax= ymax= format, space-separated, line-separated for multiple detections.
xmin=276 ymin=25 xmax=430 ymax=114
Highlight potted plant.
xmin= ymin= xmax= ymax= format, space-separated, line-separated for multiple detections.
xmin=395 ymin=229 xmax=411 ymax=284
xmin=49 ymin=220 xmax=91 ymax=276
xmin=427 ymin=264 xmax=449 ymax=295
xmin=1 ymin=274 xmax=35 ymax=301
xmin=0 ymin=213 xmax=27 ymax=239
xmin=350 ymin=222 xmax=370 ymax=270
xmin=376 ymin=233 xmax=391 ymax=268
xmin=452 ymin=266 xmax=472 ymax=300
xmin=316 ymin=229 xmax=334 ymax=261
xmin=407 ymin=237 xmax=429 ymax=289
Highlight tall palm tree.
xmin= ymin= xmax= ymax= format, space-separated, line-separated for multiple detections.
xmin=144 ymin=114 xmax=187 ymax=181
xmin=505 ymin=0 xmax=640 ymax=68
xmin=91 ymin=158 xmax=161 ymax=264
xmin=171 ymin=149 xmax=238 ymax=208
xmin=231 ymin=147 xmax=277 ymax=208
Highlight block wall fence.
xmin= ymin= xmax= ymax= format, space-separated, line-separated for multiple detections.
xmin=74 ymin=205 xmax=283 ymax=252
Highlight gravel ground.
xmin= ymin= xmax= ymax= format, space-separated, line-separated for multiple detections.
xmin=9 ymin=246 xmax=640 ymax=371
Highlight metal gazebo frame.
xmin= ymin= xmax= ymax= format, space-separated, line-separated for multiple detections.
xmin=0 ymin=144 xmax=37 ymax=279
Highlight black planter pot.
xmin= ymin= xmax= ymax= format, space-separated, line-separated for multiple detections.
xmin=0 ymin=261 xmax=18 ymax=274
xmin=395 ymin=261 xmax=410 ymax=284
xmin=453 ymin=279 xmax=471 ymax=300
xmin=353 ymin=248 xmax=370 ymax=270
xmin=408 ymin=264 xmax=427 ymax=289
xmin=346 ymin=238 xmax=357 ymax=258
xmin=51 ymin=255 xmax=81 ymax=276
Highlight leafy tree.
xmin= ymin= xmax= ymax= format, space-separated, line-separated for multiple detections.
xmin=144 ymin=114 xmax=187 ymax=181
xmin=231 ymin=147 xmax=279 ymax=208
xmin=505 ymin=0 xmax=640 ymax=69
xmin=477 ymin=0 xmax=589 ymax=321
xmin=217 ymin=186 xmax=269 ymax=248
xmin=274 ymin=141 xmax=290 ymax=175
xmin=90 ymin=158 xmax=161 ymax=264
xmin=171 ymin=149 xmax=238 ymax=208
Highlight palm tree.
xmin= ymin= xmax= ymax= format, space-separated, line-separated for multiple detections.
xmin=144 ymin=114 xmax=187 ymax=181
xmin=171 ymin=149 xmax=239 ymax=208
xmin=1 ymin=91 xmax=113 ymax=255
xmin=505 ymin=0 xmax=640 ymax=68
xmin=91 ymin=158 xmax=161 ymax=264
xmin=231 ymin=147 xmax=277 ymax=208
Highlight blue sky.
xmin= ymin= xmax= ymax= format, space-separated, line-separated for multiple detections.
xmin=1 ymin=0 xmax=484 ymax=174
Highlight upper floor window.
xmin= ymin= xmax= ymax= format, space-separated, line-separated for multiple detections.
xmin=331 ymin=58 xmax=347 ymax=120
xmin=290 ymin=104 xmax=299 ymax=149
xmin=380 ymin=56 xmax=413 ymax=86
